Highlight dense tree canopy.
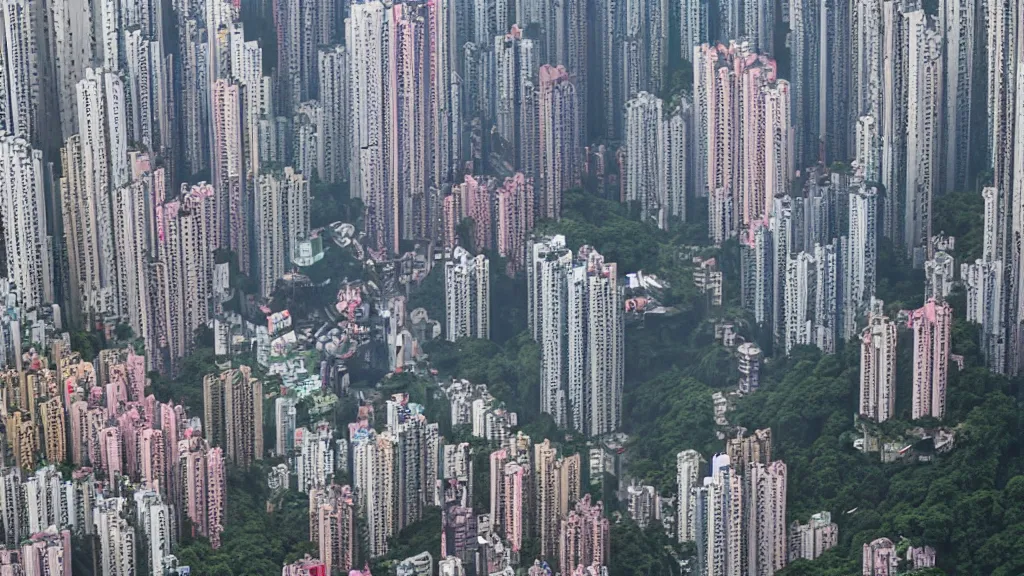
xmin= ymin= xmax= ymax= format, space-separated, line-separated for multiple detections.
xmin=141 ymin=186 xmax=1023 ymax=575
xmin=174 ymin=465 xmax=317 ymax=576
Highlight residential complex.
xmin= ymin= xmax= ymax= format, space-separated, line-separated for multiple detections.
xmin=677 ymin=449 xmax=705 ymax=543
xmin=623 ymin=92 xmax=691 ymax=228
xmin=538 ymin=65 xmax=580 ymax=221
xmin=203 ymin=365 xmax=264 ymax=468
xmin=0 ymin=0 xmax=1015 ymax=573
xmin=788 ymin=512 xmax=838 ymax=562
xmin=908 ymin=299 xmax=952 ymax=420
xmin=445 ymin=248 xmax=490 ymax=341
xmin=694 ymin=41 xmax=790 ymax=244
xmin=859 ymin=315 xmax=898 ymax=422
xmin=529 ymin=237 xmax=623 ymax=436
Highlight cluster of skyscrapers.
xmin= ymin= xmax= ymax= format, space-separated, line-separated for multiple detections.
xmin=349 ymin=394 xmax=441 ymax=559
xmin=739 ymin=168 xmax=879 ymax=357
xmin=622 ymin=92 xmax=691 ymax=228
xmin=484 ymin=434 xmax=607 ymax=574
xmin=0 ymin=341 xmax=225 ymax=575
xmin=675 ymin=430 xmax=803 ymax=576
xmin=445 ymin=247 xmax=491 ymax=341
xmin=527 ymin=236 xmax=623 ymax=438
xmin=686 ymin=0 xmax=1024 ymax=381
xmin=0 ymin=0 xmax=693 ymax=392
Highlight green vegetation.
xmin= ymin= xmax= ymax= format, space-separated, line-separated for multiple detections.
xmin=132 ymin=179 xmax=1019 ymax=575
xmin=609 ymin=521 xmax=692 ymax=576
xmin=173 ymin=465 xmax=317 ymax=575
xmin=367 ymin=508 xmax=442 ymax=575
xmin=424 ymin=334 xmax=541 ymax=422
xmin=521 ymin=190 xmax=1023 ymax=575
xmin=409 ymin=247 xmax=527 ymax=344
xmin=147 ymin=344 xmax=218 ymax=412
xmin=932 ymin=189 xmax=984 ymax=264
xmin=310 ymin=180 xmax=363 ymax=230
xmin=70 ymin=330 xmax=104 ymax=361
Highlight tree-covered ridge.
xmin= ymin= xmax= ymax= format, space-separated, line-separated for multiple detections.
xmin=525 ymin=190 xmax=1023 ymax=575
xmin=173 ymin=466 xmax=317 ymax=576
xmin=149 ymin=184 xmax=1022 ymax=575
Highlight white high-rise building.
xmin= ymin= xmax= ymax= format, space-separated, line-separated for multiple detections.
xmin=788 ymin=511 xmax=838 ymax=563
xmin=626 ymin=482 xmax=659 ymax=529
xmin=529 ymin=238 xmax=622 ymax=436
xmin=113 ymin=178 xmax=151 ymax=343
xmin=255 ymin=167 xmax=309 ymax=298
xmin=853 ymin=0 xmax=884 ymax=119
xmin=227 ymin=23 xmax=268 ymax=165
xmin=844 ymin=185 xmax=878 ymax=339
xmin=813 ymin=241 xmax=839 ymax=354
xmin=494 ymin=26 xmax=535 ymax=156
xmin=762 ymin=81 xmax=793 ymax=215
xmin=691 ymin=45 xmax=709 ymax=200
xmin=531 ymin=236 xmax=572 ymax=425
xmin=148 ymin=497 xmax=175 ymax=576
xmin=961 ymin=190 xmax=1005 ymax=373
xmin=294 ymin=101 xmax=323 ymax=182
xmin=1 ymin=0 xmax=40 ymax=140
xmin=962 ymin=258 xmax=1005 ymax=373
xmin=23 ymin=466 xmax=63 ymax=535
xmin=784 ymin=251 xmax=815 ymax=355
xmin=987 ymin=0 xmax=1017 ymax=197
xmin=679 ymin=0 xmax=708 ymax=59
xmin=346 ymin=1 xmax=388 ymax=242
xmin=296 ymin=423 xmax=336 ymax=493
xmin=741 ymin=221 xmax=773 ymax=327
xmin=1008 ymin=0 xmax=1024 ymax=376
xmin=0 ymin=467 xmax=24 ymax=547
xmin=789 ymin=0 xmax=821 ymax=168
xmin=695 ymin=454 xmax=743 ymax=576
xmin=62 ymin=69 xmax=129 ymax=324
xmin=625 ymin=92 xmax=691 ymax=229
xmin=124 ymin=32 xmax=168 ymax=155
xmin=254 ymin=171 xmax=284 ymax=299
xmin=134 ymin=490 xmax=175 ymax=576
xmin=50 ymin=0 xmax=94 ymax=139
xmin=941 ymin=0 xmax=974 ymax=191
xmin=211 ymin=79 xmax=248 ymax=273
xmin=0 ymin=135 xmax=52 ymax=308
xmin=94 ymin=496 xmax=136 ymax=576
xmin=903 ymin=10 xmax=940 ymax=261
xmin=445 ymin=247 xmax=490 ymax=341
xmin=881 ymin=0 xmax=910 ymax=243
xmin=663 ymin=101 xmax=690 ymax=224
xmin=855 ymin=115 xmax=880 ymax=182
xmin=742 ymin=0 xmax=774 ymax=53
xmin=621 ymin=0 xmax=648 ymax=101
xmin=567 ymin=247 xmax=623 ymax=437
xmin=859 ymin=314 xmax=897 ymax=422
xmin=771 ymin=196 xmax=794 ymax=343
xmin=821 ymin=0 xmax=854 ymax=164
xmin=318 ymin=45 xmax=349 ymax=184
xmin=924 ymin=251 xmax=955 ymax=301
xmin=624 ymin=92 xmax=664 ymax=225
xmin=982 ymin=186 xmax=998 ymax=262
xmin=676 ymin=449 xmax=704 ymax=543
xmin=745 ymin=461 xmax=787 ymax=576
xmin=275 ymin=397 xmax=297 ymax=456
xmin=351 ymin=429 xmax=396 ymax=558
